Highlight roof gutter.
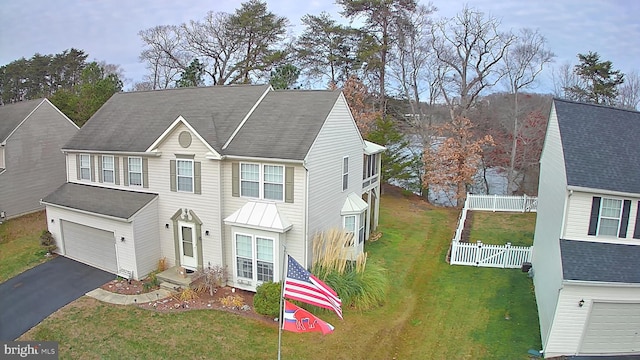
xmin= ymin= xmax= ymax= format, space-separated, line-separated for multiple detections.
xmin=40 ymin=201 xmax=132 ymax=223
xmin=566 ymin=185 xmax=640 ymax=199
xmin=563 ymin=279 xmax=640 ymax=288
xmin=221 ymin=155 xmax=304 ymax=165
xmin=61 ymin=149 xmax=163 ymax=157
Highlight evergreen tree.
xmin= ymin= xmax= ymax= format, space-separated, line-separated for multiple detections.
xmin=269 ymin=64 xmax=300 ymax=89
xmin=565 ymin=51 xmax=624 ymax=105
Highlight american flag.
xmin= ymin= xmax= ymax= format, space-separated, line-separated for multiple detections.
xmin=283 ymin=255 xmax=343 ymax=319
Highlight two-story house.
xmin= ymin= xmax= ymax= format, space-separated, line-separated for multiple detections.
xmin=532 ymin=99 xmax=640 ymax=357
xmin=42 ymin=85 xmax=384 ymax=293
xmin=0 ymin=99 xmax=78 ymax=220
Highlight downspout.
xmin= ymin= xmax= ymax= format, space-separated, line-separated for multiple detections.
xmin=304 ymin=161 xmax=310 ymax=268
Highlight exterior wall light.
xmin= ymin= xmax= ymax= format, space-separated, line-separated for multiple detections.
xmin=579 ymin=299 xmax=585 ymax=307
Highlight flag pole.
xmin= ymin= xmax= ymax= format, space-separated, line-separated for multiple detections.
xmin=277 ymin=245 xmax=287 ymax=360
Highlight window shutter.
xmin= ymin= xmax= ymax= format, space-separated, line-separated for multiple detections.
xmin=97 ymin=156 xmax=103 ymax=183
xmin=588 ymin=196 xmax=601 ymax=236
xmin=76 ymin=154 xmax=80 ymax=180
xmin=232 ymin=162 xmax=239 ymax=197
xmin=170 ymin=160 xmax=176 ymax=192
xmin=114 ymin=156 xmax=120 ymax=185
xmin=90 ymin=155 xmax=95 ymax=181
xmin=634 ymin=201 xmax=640 ymax=239
xmin=123 ymin=157 xmax=129 ymax=186
xmin=194 ymin=161 xmax=201 ymax=194
xmin=619 ymin=200 xmax=632 ymax=238
xmin=285 ymin=166 xmax=294 ymax=203
xmin=142 ymin=158 xmax=149 ymax=189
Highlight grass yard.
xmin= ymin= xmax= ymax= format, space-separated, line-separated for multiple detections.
xmin=19 ymin=195 xmax=541 ymax=359
xmin=0 ymin=211 xmax=48 ymax=283
xmin=467 ymin=211 xmax=537 ymax=247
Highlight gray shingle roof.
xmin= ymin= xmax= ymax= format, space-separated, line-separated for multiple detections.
xmin=0 ymin=99 xmax=44 ymax=141
xmin=224 ymin=90 xmax=341 ymax=160
xmin=560 ymin=239 xmax=640 ymax=283
xmin=64 ymin=85 xmax=270 ymax=152
xmin=554 ymin=99 xmax=640 ymax=194
xmin=42 ymin=183 xmax=157 ymax=219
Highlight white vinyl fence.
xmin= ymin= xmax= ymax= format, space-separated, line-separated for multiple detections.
xmin=449 ymin=194 xmax=535 ymax=268
xmin=450 ymin=240 xmax=532 ymax=268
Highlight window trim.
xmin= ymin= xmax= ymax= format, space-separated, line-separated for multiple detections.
xmin=176 ymin=159 xmax=194 ymax=193
xmin=239 ymin=162 xmax=285 ymax=202
xmin=597 ymin=197 xmax=623 ymax=237
xmin=342 ymin=156 xmax=349 ymax=191
xmin=102 ymin=155 xmax=115 ymax=184
xmin=79 ymin=154 xmax=91 ymax=180
xmin=128 ymin=156 xmax=143 ymax=187
xmin=233 ymin=232 xmax=276 ymax=284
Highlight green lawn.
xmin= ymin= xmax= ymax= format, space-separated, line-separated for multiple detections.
xmin=0 ymin=211 xmax=49 ymax=283
xmin=467 ymin=211 xmax=537 ymax=247
xmin=19 ymin=195 xmax=541 ymax=359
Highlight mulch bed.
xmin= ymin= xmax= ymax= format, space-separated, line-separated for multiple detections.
xmin=101 ymin=278 xmax=158 ymax=295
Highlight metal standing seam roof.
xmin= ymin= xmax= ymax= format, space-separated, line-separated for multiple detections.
xmin=0 ymin=99 xmax=45 ymax=142
xmin=42 ymin=183 xmax=158 ymax=220
xmin=554 ymin=99 xmax=640 ymax=194
xmin=223 ymin=201 xmax=292 ymax=233
xmin=560 ymin=239 xmax=640 ymax=283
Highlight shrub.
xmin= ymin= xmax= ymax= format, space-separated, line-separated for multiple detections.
xmin=177 ymin=288 xmax=198 ymax=302
xmin=254 ymin=281 xmax=282 ymax=317
xmin=192 ymin=263 xmax=228 ymax=296
xmin=39 ymin=230 xmax=56 ymax=254
xmin=143 ymin=273 xmax=160 ymax=292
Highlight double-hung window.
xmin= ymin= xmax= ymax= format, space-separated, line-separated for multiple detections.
xmin=344 ymin=215 xmax=356 ymax=246
xmin=102 ymin=155 xmax=114 ymax=183
xmin=79 ymin=154 xmax=91 ymax=180
xmin=128 ymin=157 xmax=142 ymax=186
xmin=598 ymin=198 xmax=623 ymax=236
xmin=240 ymin=163 xmax=284 ymax=201
xmin=177 ymin=159 xmax=194 ymax=192
xmin=235 ymin=234 xmax=274 ymax=283
xmin=344 ymin=211 xmax=366 ymax=246
xmin=342 ymin=156 xmax=349 ymax=191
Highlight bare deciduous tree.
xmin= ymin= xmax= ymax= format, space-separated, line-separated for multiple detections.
xmin=138 ymin=25 xmax=189 ymax=89
xmin=431 ymin=6 xmax=515 ymax=121
xmin=617 ymin=70 xmax=640 ymax=110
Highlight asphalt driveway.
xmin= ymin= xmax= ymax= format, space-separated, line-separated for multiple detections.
xmin=0 ymin=256 xmax=114 ymax=340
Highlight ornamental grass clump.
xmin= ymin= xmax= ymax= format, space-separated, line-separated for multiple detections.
xmin=311 ymin=228 xmax=388 ymax=310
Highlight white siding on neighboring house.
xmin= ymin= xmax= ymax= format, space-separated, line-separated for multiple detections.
xmin=132 ymin=198 xmax=161 ymax=278
xmin=45 ymin=205 xmax=136 ymax=277
xmin=564 ymin=191 xmax=640 ymax=244
xmin=544 ymin=283 xmax=640 ymax=358
xmin=532 ymin=104 xmax=570 ymax=349
xmin=220 ymin=161 xmax=307 ymax=279
xmin=149 ymin=122 xmax=224 ymax=270
xmin=305 ymin=95 xmax=365 ymax=265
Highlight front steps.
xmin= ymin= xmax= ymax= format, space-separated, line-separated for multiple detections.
xmin=156 ymin=266 xmax=196 ymax=292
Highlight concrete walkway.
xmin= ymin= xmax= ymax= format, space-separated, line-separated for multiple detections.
xmin=86 ymin=288 xmax=173 ymax=305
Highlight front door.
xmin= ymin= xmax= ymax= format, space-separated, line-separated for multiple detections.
xmin=178 ymin=222 xmax=198 ymax=269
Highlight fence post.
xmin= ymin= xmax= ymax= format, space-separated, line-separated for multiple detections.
xmin=450 ymin=240 xmax=457 ymax=264
xmin=475 ymin=240 xmax=482 ymax=266
xmin=493 ymin=194 xmax=497 ymax=212
xmin=504 ymin=242 xmax=511 ymax=268
xmin=522 ymin=194 xmax=527 ymax=212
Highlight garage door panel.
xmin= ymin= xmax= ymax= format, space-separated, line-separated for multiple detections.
xmin=580 ymin=302 xmax=640 ymax=354
xmin=61 ymin=220 xmax=118 ymax=274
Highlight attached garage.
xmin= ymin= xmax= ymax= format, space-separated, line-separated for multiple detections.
xmin=580 ymin=302 xmax=640 ymax=354
xmin=42 ymin=183 xmax=160 ymax=280
xmin=61 ymin=220 xmax=117 ymax=273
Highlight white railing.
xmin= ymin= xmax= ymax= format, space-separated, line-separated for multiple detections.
xmin=453 ymin=206 xmax=468 ymax=242
xmin=450 ymin=240 xmax=532 ymax=268
xmin=466 ymin=193 xmax=537 ymax=212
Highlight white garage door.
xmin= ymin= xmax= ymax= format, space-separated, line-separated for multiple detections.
xmin=580 ymin=302 xmax=640 ymax=354
xmin=61 ymin=220 xmax=118 ymax=273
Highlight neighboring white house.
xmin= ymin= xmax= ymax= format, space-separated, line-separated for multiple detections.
xmin=0 ymin=99 xmax=78 ymax=220
xmin=42 ymin=85 xmax=384 ymax=292
xmin=532 ymin=99 xmax=640 ymax=357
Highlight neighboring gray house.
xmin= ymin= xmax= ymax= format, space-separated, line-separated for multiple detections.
xmin=0 ymin=99 xmax=78 ymax=220
xmin=42 ymin=85 xmax=384 ymax=292
xmin=532 ymin=99 xmax=640 ymax=357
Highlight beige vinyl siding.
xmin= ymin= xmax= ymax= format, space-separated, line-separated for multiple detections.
xmin=150 ymin=123 xmax=223 ymax=270
xmin=305 ymin=95 xmax=364 ymax=265
xmin=565 ymin=191 xmax=640 ymax=244
xmin=45 ymin=205 xmax=137 ymax=278
xmin=532 ymin=104 xmax=570 ymax=349
xmin=544 ymin=283 xmax=640 ymax=358
xmin=221 ymin=161 xmax=307 ymax=276
xmin=132 ymin=198 xmax=161 ymax=278
xmin=0 ymin=100 xmax=77 ymax=218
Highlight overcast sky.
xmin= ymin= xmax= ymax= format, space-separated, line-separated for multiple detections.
xmin=1 ymin=0 xmax=638 ymax=93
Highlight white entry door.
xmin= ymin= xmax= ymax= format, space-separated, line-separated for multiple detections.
xmin=179 ymin=222 xmax=198 ymax=269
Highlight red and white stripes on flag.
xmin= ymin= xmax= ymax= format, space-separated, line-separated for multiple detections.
xmin=283 ymin=255 xmax=343 ymax=319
